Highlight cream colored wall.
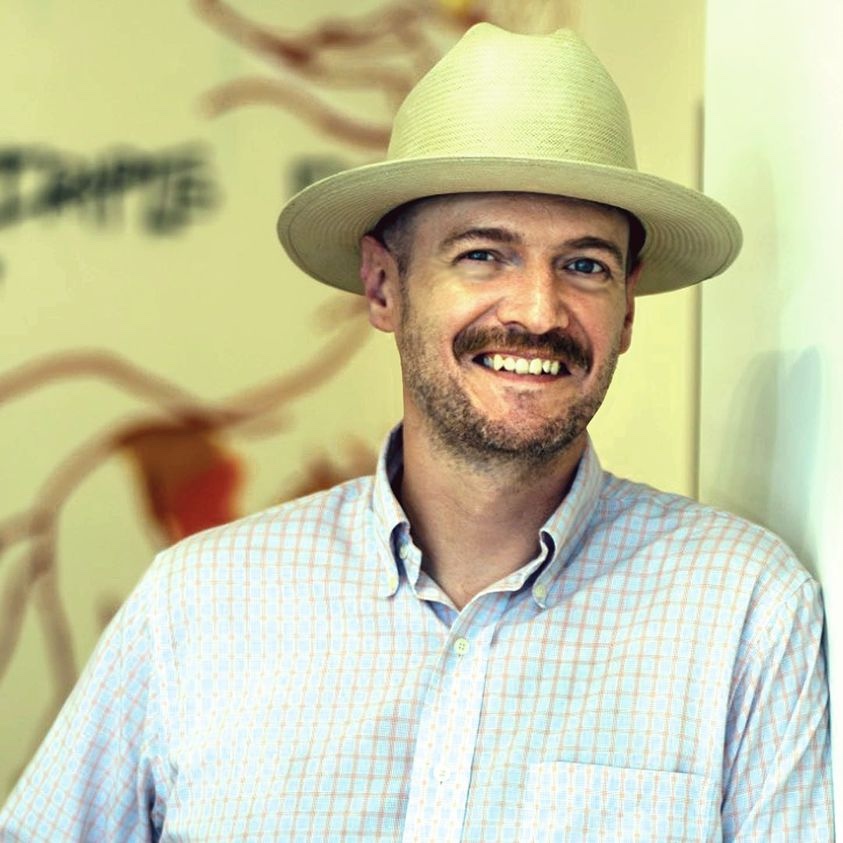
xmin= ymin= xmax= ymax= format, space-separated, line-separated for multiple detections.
xmin=0 ymin=1 xmax=704 ymax=799
xmin=0 ymin=0 xmax=404 ymax=798
xmin=577 ymin=2 xmax=705 ymax=496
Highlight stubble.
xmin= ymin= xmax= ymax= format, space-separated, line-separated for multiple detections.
xmin=397 ymin=290 xmax=621 ymax=472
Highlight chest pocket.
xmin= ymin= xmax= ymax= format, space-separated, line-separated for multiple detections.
xmin=522 ymin=761 xmax=719 ymax=842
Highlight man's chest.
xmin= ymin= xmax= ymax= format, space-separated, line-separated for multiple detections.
xmin=156 ymin=581 xmax=735 ymax=841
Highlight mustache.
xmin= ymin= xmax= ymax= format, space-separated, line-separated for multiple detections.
xmin=453 ymin=326 xmax=591 ymax=371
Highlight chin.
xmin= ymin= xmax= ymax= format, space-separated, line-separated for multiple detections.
xmin=435 ymin=412 xmax=589 ymax=469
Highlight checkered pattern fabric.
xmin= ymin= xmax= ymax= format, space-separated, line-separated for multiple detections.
xmin=1 ymin=428 xmax=832 ymax=841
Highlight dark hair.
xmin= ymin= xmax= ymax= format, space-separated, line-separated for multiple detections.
xmin=624 ymin=211 xmax=646 ymax=275
xmin=368 ymin=198 xmax=430 ymax=279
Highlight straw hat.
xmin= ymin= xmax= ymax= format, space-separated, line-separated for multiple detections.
xmin=277 ymin=24 xmax=741 ymax=296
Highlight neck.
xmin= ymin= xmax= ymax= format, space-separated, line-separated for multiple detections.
xmin=397 ymin=417 xmax=585 ymax=610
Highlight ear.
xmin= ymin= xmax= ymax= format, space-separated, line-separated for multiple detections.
xmin=619 ymin=262 xmax=642 ymax=354
xmin=360 ymin=235 xmax=401 ymax=333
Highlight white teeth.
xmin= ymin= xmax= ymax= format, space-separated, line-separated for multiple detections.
xmin=479 ymin=354 xmax=565 ymax=377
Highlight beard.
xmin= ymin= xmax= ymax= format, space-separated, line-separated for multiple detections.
xmin=397 ymin=305 xmax=621 ymax=471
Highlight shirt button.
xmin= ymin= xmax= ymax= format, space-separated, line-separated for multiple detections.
xmin=533 ymin=582 xmax=548 ymax=600
xmin=386 ymin=573 xmax=398 ymax=591
xmin=453 ymin=637 xmax=470 ymax=656
xmin=398 ymin=541 xmax=411 ymax=560
xmin=435 ymin=766 xmax=452 ymax=783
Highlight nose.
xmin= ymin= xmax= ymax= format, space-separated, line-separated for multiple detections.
xmin=494 ymin=266 xmax=568 ymax=335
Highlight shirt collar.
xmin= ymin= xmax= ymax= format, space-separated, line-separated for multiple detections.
xmin=532 ymin=441 xmax=604 ymax=606
xmin=369 ymin=425 xmax=605 ymax=605
xmin=370 ymin=426 xmax=412 ymax=598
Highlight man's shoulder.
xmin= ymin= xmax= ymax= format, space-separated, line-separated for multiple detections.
xmin=594 ymin=471 xmax=817 ymax=606
xmin=598 ymin=469 xmax=786 ymax=547
xmin=93 ymin=473 xmax=388 ymax=687
xmin=148 ymin=473 xmax=377 ymax=583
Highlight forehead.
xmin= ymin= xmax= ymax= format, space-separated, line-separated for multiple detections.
xmin=407 ymin=192 xmax=629 ymax=243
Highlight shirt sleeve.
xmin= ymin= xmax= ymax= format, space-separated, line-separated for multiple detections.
xmin=721 ymin=574 xmax=834 ymax=841
xmin=0 ymin=567 xmax=166 ymax=842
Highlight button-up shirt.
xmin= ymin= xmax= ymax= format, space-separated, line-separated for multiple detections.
xmin=0 ymin=428 xmax=833 ymax=841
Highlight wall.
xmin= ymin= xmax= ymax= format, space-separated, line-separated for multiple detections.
xmin=579 ymin=1 xmax=705 ymax=496
xmin=701 ymin=0 xmax=842 ymax=820
xmin=0 ymin=0 xmax=406 ymax=797
xmin=0 ymin=0 xmax=704 ymax=798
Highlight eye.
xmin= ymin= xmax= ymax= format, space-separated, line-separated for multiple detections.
xmin=565 ymin=257 xmax=607 ymax=275
xmin=458 ymin=249 xmax=498 ymax=263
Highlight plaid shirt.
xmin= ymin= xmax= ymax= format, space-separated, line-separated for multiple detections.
xmin=1 ymin=428 xmax=832 ymax=841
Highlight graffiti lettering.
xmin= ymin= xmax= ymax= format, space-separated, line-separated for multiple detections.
xmin=0 ymin=143 xmax=220 ymax=237
xmin=289 ymin=155 xmax=350 ymax=195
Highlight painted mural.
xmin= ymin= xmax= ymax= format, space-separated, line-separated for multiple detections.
xmin=193 ymin=0 xmax=574 ymax=149
xmin=0 ymin=143 xmax=219 ymax=286
xmin=0 ymin=299 xmax=372 ymax=780
xmin=0 ymin=0 xmax=577 ymax=795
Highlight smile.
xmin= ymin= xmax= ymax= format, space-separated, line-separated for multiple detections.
xmin=478 ymin=354 xmax=568 ymax=376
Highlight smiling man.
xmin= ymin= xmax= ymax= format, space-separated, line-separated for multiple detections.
xmin=368 ymin=195 xmax=634 ymax=467
xmin=360 ymin=193 xmax=640 ymax=607
xmin=0 ymin=24 xmax=833 ymax=843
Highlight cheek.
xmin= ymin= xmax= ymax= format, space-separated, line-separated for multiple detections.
xmin=402 ymin=293 xmax=462 ymax=340
xmin=577 ymin=303 xmax=630 ymax=357
xmin=618 ymin=319 xmax=634 ymax=354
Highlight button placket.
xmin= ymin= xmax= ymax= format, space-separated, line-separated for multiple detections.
xmin=401 ymin=615 xmax=500 ymax=843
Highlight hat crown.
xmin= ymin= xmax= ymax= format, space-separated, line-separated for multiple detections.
xmin=278 ymin=25 xmax=742 ymax=297
xmin=388 ymin=24 xmax=637 ymax=169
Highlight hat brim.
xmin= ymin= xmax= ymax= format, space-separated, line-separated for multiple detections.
xmin=277 ymin=156 xmax=742 ymax=296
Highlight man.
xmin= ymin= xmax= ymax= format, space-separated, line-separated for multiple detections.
xmin=0 ymin=24 xmax=832 ymax=842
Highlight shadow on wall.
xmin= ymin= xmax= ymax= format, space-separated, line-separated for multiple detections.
xmin=703 ymin=132 xmax=824 ymax=573
xmin=707 ymin=348 xmax=821 ymax=574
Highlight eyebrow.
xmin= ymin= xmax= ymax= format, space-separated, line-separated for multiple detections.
xmin=565 ymin=236 xmax=626 ymax=269
xmin=439 ymin=227 xmax=523 ymax=253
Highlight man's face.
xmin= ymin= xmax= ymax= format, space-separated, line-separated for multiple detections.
xmin=361 ymin=192 xmax=640 ymax=468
